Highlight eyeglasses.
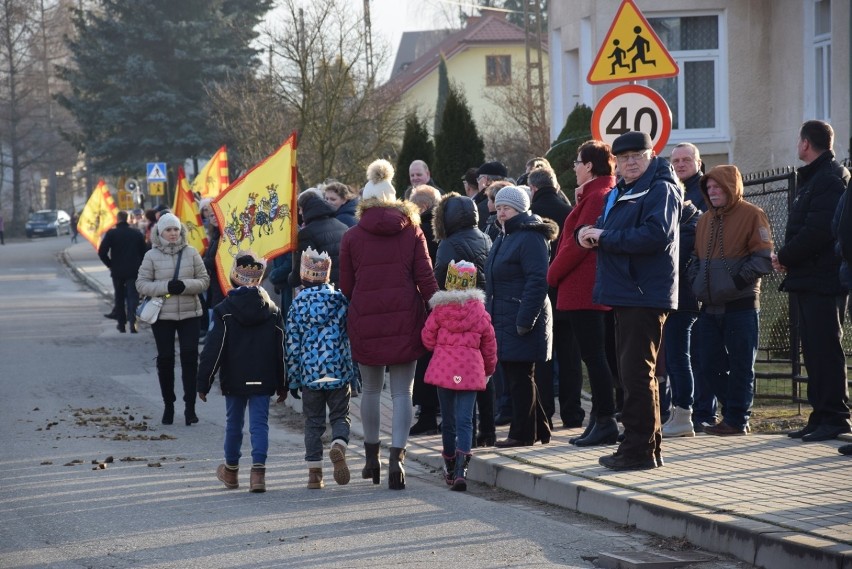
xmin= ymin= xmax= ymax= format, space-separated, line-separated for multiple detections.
xmin=616 ymin=151 xmax=650 ymax=163
xmin=573 ymin=159 xmax=584 ymax=166
xmin=477 ymin=175 xmax=488 ymax=182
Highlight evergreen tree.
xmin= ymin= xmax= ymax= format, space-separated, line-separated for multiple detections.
xmin=394 ymin=113 xmax=434 ymax=196
xmin=433 ymin=83 xmax=484 ymax=191
xmin=549 ymin=103 xmax=592 ymax=202
xmin=433 ymin=55 xmax=449 ymax=136
xmin=502 ymin=0 xmax=548 ymax=30
xmin=57 ymin=0 xmax=271 ymax=175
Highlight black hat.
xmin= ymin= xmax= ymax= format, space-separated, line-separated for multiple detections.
xmin=462 ymin=167 xmax=479 ymax=186
xmin=476 ymin=161 xmax=508 ymax=179
xmin=611 ymin=131 xmax=653 ymax=155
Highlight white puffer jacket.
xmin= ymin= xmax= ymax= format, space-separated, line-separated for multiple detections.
xmin=136 ymin=225 xmax=209 ymax=321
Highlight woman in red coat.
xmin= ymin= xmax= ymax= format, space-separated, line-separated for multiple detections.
xmin=339 ymin=159 xmax=439 ymax=490
xmin=547 ymin=140 xmax=619 ymax=447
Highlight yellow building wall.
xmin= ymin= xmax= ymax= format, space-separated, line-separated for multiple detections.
xmin=400 ymin=44 xmax=550 ymax=136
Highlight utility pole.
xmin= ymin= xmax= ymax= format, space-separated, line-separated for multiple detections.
xmin=363 ymin=0 xmax=374 ymax=84
xmin=523 ymin=0 xmax=546 ymax=147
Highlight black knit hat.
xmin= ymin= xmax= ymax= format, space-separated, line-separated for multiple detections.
xmin=476 ymin=161 xmax=508 ymax=179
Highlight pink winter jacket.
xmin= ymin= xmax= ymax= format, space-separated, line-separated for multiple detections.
xmin=421 ymin=289 xmax=497 ymax=391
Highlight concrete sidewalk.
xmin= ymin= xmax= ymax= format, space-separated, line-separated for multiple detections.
xmin=62 ymin=241 xmax=852 ymax=569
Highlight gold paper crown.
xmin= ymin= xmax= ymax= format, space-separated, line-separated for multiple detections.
xmin=445 ymin=260 xmax=477 ymax=291
xmin=230 ymin=250 xmax=267 ymax=287
xmin=300 ymin=246 xmax=332 ymax=284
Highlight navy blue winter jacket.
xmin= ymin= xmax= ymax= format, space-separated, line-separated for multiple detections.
xmin=591 ymin=156 xmax=681 ymax=310
xmin=485 ymin=211 xmax=559 ymax=362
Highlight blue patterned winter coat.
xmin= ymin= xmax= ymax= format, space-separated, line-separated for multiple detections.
xmin=285 ymin=284 xmax=355 ymax=391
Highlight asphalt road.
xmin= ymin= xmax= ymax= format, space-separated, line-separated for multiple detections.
xmin=0 ymin=236 xmax=749 ymax=568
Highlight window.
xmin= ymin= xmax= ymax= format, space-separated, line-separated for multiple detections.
xmin=486 ymin=55 xmax=512 ymax=86
xmin=646 ymin=14 xmax=726 ymax=140
xmin=812 ymin=0 xmax=831 ymax=120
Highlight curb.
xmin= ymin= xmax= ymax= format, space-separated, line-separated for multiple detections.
xmin=403 ymin=443 xmax=852 ymax=569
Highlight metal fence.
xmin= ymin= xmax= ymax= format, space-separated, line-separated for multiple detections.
xmin=742 ymin=165 xmax=852 ymax=403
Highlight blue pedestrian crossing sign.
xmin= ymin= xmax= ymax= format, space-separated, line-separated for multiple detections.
xmin=146 ymin=162 xmax=168 ymax=182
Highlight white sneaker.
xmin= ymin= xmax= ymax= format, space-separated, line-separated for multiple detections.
xmin=662 ymin=406 xmax=695 ymax=437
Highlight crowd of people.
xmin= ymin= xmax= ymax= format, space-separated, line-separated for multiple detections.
xmin=93 ymin=119 xmax=851 ymax=493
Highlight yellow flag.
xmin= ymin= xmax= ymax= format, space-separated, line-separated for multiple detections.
xmin=77 ymin=179 xmax=118 ymax=250
xmin=172 ymin=166 xmax=209 ymax=255
xmin=192 ymin=146 xmax=230 ymax=199
xmin=213 ymin=133 xmax=297 ymax=293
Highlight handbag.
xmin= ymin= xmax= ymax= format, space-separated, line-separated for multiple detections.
xmin=136 ymin=249 xmax=184 ymax=325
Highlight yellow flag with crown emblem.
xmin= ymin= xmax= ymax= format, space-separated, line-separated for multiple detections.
xmin=212 ymin=133 xmax=298 ymax=293
xmin=172 ymin=166 xmax=208 ymax=255
xmin=77 ymin=179 xmax=118 ymax=250
xmin=192 ymin=146 xmax=230 ymax=199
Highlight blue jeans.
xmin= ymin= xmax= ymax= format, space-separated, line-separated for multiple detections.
xmin=224 ymin=394 xmax=270 ymax=466
xmin=437 ymin=388 xmax=477 ymax=455
xmin=664 ymin=310 xmax=698 ymax=410
xmin=697 ymin=309 xmax=758 ymax=430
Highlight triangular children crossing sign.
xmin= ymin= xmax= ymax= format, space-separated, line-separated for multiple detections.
xmin=587 ymin=0 xmax=679 ymax=85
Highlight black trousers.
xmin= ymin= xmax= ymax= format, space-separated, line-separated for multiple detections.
xmin=796 ymin=292 xmax=851 ymax=427
xmin=503 ymin=360 xmax=551 ymax=443
xmin=613 ymin=307 xmax=667 ymax=459
xmin=566 ymin=310 xmax=617 ymax=419
xmin=152 ymin=317 xmax=200 ymax=407
xmin=540 ymin=311 xmax=584 ymax=426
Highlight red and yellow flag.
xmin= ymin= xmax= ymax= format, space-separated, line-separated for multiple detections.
xmin=192 ymin=146 xmax=230 ymax=199
xmin=77 ymin=179 xmax=118 ymax=250
xmin=173 ymin=166 xmax=209 ymax=255
xmin=213 ymin=133 xmax=298 ymax=293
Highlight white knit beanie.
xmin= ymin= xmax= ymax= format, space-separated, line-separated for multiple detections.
xmin=362 ymin=159 xmax=396 ymax=202
xmin=157 ymin=212 xmax=182 ymax=235
xmin=494 ymin=186 xmax=530 ymax=213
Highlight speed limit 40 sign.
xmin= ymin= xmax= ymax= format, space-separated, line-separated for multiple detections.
xmin=591 ymin=85 xmax=672 ymax=154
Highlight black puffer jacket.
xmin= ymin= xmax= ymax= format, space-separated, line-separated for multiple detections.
xmin=196 ymin=286 xmax=285 ymax=397
xmin=288 ymin=195 xmax=349 ymax=287
xmin=98 ymin=221 xmax=147 ymax=279
xmin=530 ymin=186 xmax=572 ymax=260
xmin=778 ymin=151 xmax=850 ymax=295
xmin=432 ymin=194 xmax=492 ymax=290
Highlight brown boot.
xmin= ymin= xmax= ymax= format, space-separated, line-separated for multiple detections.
xmin=361 ymin=441 xmax=381 ymax=484
xmin=329 ymin=440 xmax=350 ymax=485
xmin=216 ymin=464 xmax=238 ymax=489
xmin=249 ymin=465 xmax=266 ymax=493
xmin=307 ymin=461 xmax=324 ymax=489
xmin=388 ymin=447 xmax=406 ymax=490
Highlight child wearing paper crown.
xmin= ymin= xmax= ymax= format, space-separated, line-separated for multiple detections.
xmin=421 ymin=261 xmax=498 ymax=491
xmin=196 ymin=251 xmax=287 ymax=494
xmin=286 ymin=246 xmax=356 ymax=490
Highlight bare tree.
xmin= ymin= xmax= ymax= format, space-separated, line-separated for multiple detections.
xmin=260 ymin=0 xmax=404 ymax=186
xmin=0 ymin=0 xmax=76 ymax=233
xmin=480 ymin=63 xmax=550 ymax=175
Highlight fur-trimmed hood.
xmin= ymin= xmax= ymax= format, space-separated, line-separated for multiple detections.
xmin=428 ymin=287 xmax=485 ymax=309
xmin=355 ymin=197 xmax=421 ymax=236
xmin=432 ymin=192 xmax=477 ymax=240
xmin=503 ymin=211 xmax=559 ymax=241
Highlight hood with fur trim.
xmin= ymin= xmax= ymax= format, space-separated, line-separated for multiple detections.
xmin=355 ymin=198 xmax=421 ymax=236
xmin=432 ymin=192 xmax=477 ymax=240
xmin=502 ymin=211 xmax=559 ymax=241
xmin=428 ymin=287 xmax=485 ymax=309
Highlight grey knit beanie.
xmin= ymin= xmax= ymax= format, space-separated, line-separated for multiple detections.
xmin=494 ymin=185 xmax=530 ymax=213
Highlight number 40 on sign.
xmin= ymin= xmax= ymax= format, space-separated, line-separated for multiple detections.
xmin=591 ymin=84 xmax=672 ymax=155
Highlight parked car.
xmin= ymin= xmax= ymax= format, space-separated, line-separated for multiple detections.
xmin=25 ymin=210 xmax=71 ymax=238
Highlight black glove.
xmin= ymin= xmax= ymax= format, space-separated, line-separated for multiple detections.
xmin=290 ymin=387 xmax=301 ymax=400
xmin=167 ymin=280 xmax=186 ymax=295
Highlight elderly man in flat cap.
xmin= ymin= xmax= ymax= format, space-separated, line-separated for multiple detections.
xmin=577 ymin=131 xmax=682 ymax=472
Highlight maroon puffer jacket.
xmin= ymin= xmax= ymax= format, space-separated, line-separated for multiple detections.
xmin=339 ymin=199 xmax=439 ymax=365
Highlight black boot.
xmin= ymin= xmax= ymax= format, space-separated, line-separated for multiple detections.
xmin=476 ymin=432 xmax=496 ymax=447
xmin=162 ymin=402 xmax=174 ymax=425
xmin=451 ymin=451 xmax=471 ymax=492
xmin=442 ymin=453 xmax=456 ymax=486
xmin=409 ymin=413 xmax=439 ymax=435
xmin=569 ymin=416 xmax=596 ymax=445
xmin=361 ymin=441 xmax=381 ymax=484
xmin=575 ymin=416 xmax=619 ymax=446
xmin=388 ymin=447 xmax=406 ymax=490
xmin=185 ymin=404 xmax=199 ymax=426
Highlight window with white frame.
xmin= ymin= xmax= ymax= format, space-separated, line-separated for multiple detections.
xmin=812 ymin=0 xmax=831 ymax=120
xmin=646 ymin=14 xmax=725 ymax=140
